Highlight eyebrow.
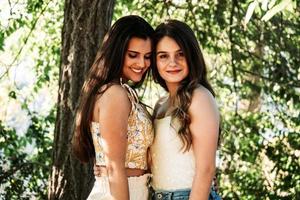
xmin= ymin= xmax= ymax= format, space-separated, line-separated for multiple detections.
xmin=127 ymin=50 xmax=152 ymax=55
xmin=127 ymin=50 xmax=139 ymax=53
xmin=156 ymin=49 xmax=182 ymax=54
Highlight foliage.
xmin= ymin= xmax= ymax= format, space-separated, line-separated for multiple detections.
xmin=0 ymin=0 xmax=299 ymax=199
xmin=0 ymin=111 xmax=55 ymax=199
xmin=0 ymin=0 xmax=63 ymax=199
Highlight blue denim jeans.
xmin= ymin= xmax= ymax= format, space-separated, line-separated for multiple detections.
xmin=149 ymin=187 xmax=221 ymax=200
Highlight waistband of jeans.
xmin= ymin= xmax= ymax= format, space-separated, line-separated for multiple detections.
xmin=150 ymin=187 xmax=191 ymax=198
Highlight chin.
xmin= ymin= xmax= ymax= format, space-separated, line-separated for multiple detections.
xmin=130 ymin=76 xmax=143 ymax=83
xmin=133 ymin=79 xmax=142 ymax=83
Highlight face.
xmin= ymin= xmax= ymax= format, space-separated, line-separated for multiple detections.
xmin=122 ymin=37 xmax=152 ymax=83
xmin=156 ymin=36 xmax=189 ymax=88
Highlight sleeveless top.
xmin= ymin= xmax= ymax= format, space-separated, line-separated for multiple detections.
xmin=150 ymin=116 xmax=195 ymax=190
xmin=90 ymin=83 xmax=154 ymax=170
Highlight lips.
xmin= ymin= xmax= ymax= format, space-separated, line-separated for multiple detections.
xmin=166 ymin=69 xmax=181 ymax=74
xmin=131 ymin=68 xmax=144 ymax=73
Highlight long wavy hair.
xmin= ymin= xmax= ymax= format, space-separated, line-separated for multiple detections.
xmin=72 ymin=15 xmax=154 ymax=163
xmin=152 ymin=20 xmax=215 ymax=152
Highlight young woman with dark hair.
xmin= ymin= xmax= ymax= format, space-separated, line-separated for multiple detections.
xmin=149 ymin=20 xmax=221 ymax=200
xmin=72 ymin=15 xmax=154 ymax=200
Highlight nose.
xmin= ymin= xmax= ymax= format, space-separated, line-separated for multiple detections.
xmin=137 ymin=57 xmax=146 ymax=69
xmin=169 ymin=56 xmax=177 ymax=67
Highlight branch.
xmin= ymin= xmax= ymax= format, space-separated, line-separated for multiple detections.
xmin=235 ymin=67 xmax=300 ymax=88
xmin=229 ymin=0 xmax=239 ymax=115
xmin=8 ymin=0 xmax=13 ymax=15
xmin=186 ymin=0 xmax=199 ymax=32
xmin=0 ymin=160 xmax=49 ymax=182
xmin=225 ymin=34 xmax=299 ymax=88
xmin=164 ymin=0 xmax=187 ymax=9
xmin=0 ymin=0 xmax=52 ymax=81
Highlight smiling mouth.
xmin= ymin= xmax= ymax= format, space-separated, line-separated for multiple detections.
xmin=167 ymin=69 xmax=181 ymax=74
xmin=131 ymin=68 xmax=144 ymax=73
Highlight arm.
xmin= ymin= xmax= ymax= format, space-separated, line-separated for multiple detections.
xmin=97 ymin=85 xmax=131 ymax=200
xmin=189 ymin=86 xmax=220 ymax=200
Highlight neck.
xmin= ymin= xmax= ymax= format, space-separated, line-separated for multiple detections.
xmin=166 ymin=82 xmax=178 ymax=98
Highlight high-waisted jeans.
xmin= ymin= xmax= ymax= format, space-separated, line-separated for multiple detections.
xmin=149 ymin=187 xmax=221 ymax=200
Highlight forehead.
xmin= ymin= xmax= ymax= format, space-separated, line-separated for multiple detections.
xmin=156 ymin=36 xmax=180 ymax=51
xmin=127 ymin=37 xmax=151 ymax=53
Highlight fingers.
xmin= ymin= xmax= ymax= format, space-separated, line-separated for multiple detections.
xmin=213 ymin=176 xmax=219 ymax=191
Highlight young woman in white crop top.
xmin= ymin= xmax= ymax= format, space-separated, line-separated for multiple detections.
xmin=72 ymin=15 xmax=154 ymax=200
xmin=150 ymin=20 xmax=221 ymax=200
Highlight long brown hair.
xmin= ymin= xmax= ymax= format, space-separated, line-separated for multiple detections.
xmin=72 ymin=15 xmax=154 ymax=162
xmin=152 ymin=20 xmax=215 ymax=152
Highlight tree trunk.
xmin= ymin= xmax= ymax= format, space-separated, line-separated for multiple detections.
xmin=48 ymin=0 xmax=115 ymax=199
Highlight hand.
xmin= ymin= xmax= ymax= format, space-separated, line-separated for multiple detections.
xmin=213 ymin=176 xmax=219 ymax=192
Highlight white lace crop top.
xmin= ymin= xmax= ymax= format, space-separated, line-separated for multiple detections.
xmin=150 ymin=116 xmax=196 ymax=190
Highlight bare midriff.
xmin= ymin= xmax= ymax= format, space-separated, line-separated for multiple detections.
xmin=98 ymin=166 xmax=148 ymax=177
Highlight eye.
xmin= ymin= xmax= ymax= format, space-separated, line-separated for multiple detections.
xmin=176 ymin=51 xmax=185 ymax=59
xmin=144 ymin=54 xmax=151 ymax=60
xmin=128 ymin=52 xmax=137 ymax=58
xmin=158 ymin=54 xmax=168 ymax=59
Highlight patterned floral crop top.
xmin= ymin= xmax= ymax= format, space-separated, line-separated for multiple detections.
xmin=90 ymin=83 xmax=154 ymax=170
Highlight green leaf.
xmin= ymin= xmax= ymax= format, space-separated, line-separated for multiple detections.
xmin=245 ymin=0 xmax=259 ymax=25
xmin=8 ymin=91 xmax=17 ymax=99
xmin=0 ymin=30 xmax=4 ymax=51
xmin=261 ymin=0 xmax=293 ymax=21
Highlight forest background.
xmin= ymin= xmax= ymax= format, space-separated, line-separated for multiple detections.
xmin=0 ymin=0 xmax=299 ymax=199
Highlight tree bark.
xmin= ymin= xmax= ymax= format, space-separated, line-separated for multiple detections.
xmin=48 ymin=0 xmax=115 ymax=199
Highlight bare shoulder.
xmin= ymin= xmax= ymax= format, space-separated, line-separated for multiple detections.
xmin=189 ymin=85 xmax=219 ymax=118
xmin=101 ymin=84 xmax=128 ymax=99
xmin=95 ymin=84 xmax=131 ymax=111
